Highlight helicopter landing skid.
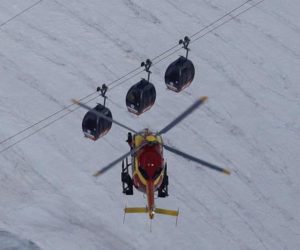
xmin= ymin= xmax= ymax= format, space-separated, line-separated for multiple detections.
xmin=121 ymin=157 xmax=133 ymax=195
xmin=158 ymin=163 xmax=169 ymax=198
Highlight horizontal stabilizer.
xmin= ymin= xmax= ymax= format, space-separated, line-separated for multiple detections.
xmin=155 ymin=208 xmax=179 ymax=217
xmin=124 ymin=207 xmax=148 ymax=214
xmin=124 ymin=207 xmax=179 ymax=217
xmin=124 ymin=206 xmax=179 ymax=225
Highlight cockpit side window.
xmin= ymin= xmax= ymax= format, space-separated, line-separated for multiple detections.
xmin=152 ymin=167 xmax=163 ymax=180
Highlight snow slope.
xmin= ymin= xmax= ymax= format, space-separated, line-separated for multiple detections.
xmin=1 ymin=0 xmax=300 ymax=249
xmin=0 ymin=230 xmax=41 ymax=250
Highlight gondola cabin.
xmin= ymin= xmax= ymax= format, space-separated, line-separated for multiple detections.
xmin=126 ymin=79 xmax=156 ymax=115
xmin=164 ymin=56 xmax=195 ymax=92
xmin=82 ymin=104 xmax=112 ymax=140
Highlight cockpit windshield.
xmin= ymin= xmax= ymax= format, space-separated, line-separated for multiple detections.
xmin=139 ymin=165 xmax=163 ymax=180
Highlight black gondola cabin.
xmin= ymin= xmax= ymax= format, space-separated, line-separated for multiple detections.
xmin=82 ymin=104 xmax=112 ymax=140
xmin=164 ymin=56 xmax=195 ymax=92
xmin=126 ymin=79 xmax=156 ymax=115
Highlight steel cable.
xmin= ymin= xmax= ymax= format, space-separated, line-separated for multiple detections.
xmin=0 ymin=0 xmax=264 ymax=153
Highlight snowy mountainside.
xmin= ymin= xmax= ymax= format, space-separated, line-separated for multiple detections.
xmin=0 ymin=0 xmax=300 ymax=249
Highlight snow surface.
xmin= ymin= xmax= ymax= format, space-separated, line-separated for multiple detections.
xmin=1 ymin=0 xmax=300 ymax=249
xmin=0 ymin=230 xmax=41 ymax=250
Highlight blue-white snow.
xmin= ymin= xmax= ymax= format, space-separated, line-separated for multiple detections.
xmin=1 ymin=0 xmax=300 ymax=249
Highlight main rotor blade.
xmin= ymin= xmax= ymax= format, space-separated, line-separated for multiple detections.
xmin=93 ymin=143 xmax=147 ymax=177
xmin=158 ymin=97 xmax=208 ymax=135
xmin=163 ymin=144 xmax=230 ymax=175
xmin=72 ymin=99 xmax=138 ymax=134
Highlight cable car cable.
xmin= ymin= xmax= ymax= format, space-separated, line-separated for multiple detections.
xmin=189 ymin=0 xmax=253 ymax=39
xmin=153 ymin=0 xmax=264 ymax=67
xmin=0 ymin=0 xmax=264 ymax=153
xmin=144 ymin=0 xmax=255 ymax=64
xmin=0 ymin=67 xmax=145 ymax=147
xmin=0 ymin=94 xmax=100 ymax=154
xmin=109 ymin=0 xmax=264 ymax=89
xmin=109 ymin=69 xmax=145 ymax=91
xmin=106 ymin=66 xmax=142 ymax=88
xmin=108 ymin=0 xmax=262 ymax=90
xmin=0 ymin=91 xmax=97 ymax=146
xmin=0 ymin=67 xmax=145 ymax=152
xmin=191 ymin=0 xmax=265 ymax=44
xmin=0 ymin=0 xmax=43 ymax=28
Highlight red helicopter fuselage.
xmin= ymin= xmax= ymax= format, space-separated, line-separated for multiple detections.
xmin=130 ymin=130 xmax=165 ymax=219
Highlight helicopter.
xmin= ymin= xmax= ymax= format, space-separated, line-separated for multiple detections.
xmin=72 ymin=97 xmax=230 ymax=222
